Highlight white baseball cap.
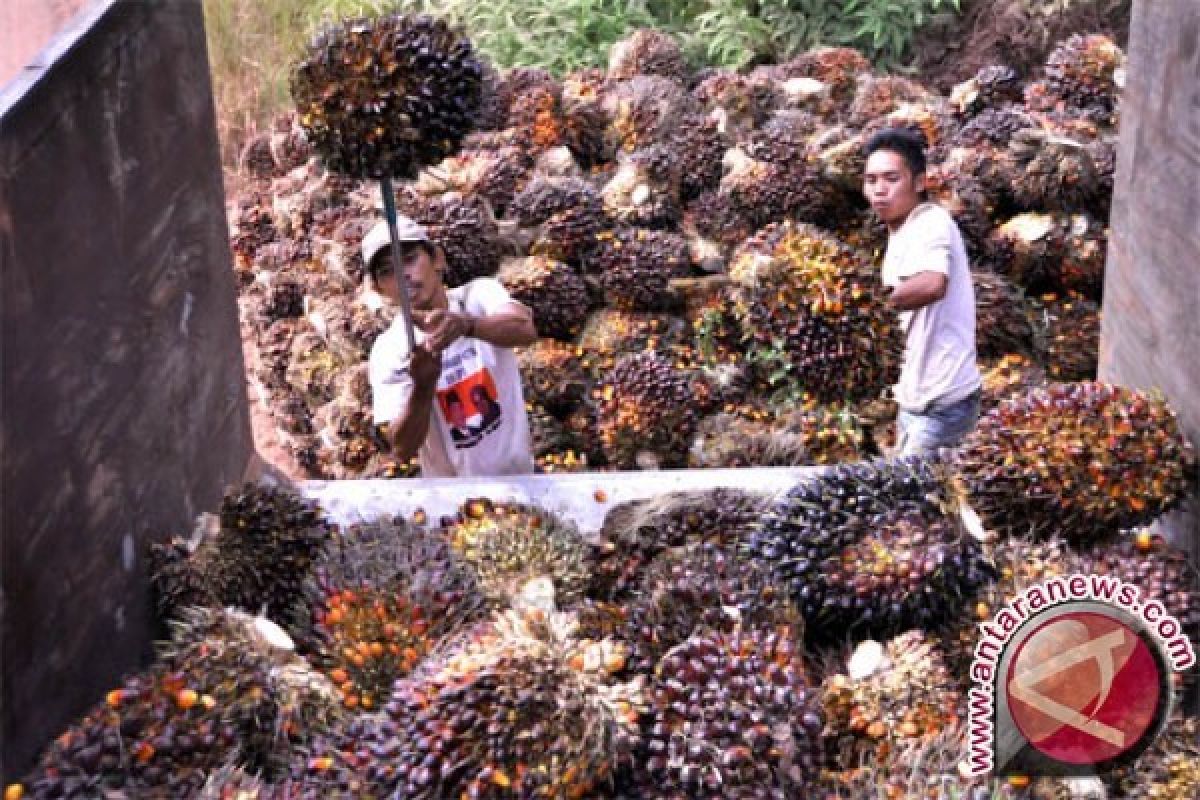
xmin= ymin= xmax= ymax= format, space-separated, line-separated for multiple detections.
xmin=361 ymin=216 xmax=431 ymax=270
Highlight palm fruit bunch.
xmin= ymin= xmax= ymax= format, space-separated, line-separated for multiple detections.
xmin=504 ymin=84 xmax=567 ymax=153
xmin=972 ymin=270 xmax=1036 ymax=358
xmin=497 ymin=256 xmax=588 ymax=340
xmin=770 ymin=47 xmax=872 ymax=112
xmin=862 ymin=101 xmax=959 ymax=162
xmin=954 ymin=382 xmax=1196 ymax=541
xmin=285 ymin=332 xmax=343 ymax=408
xmin=748 ymin=458 xmax=994 ymax=642
xmin=979 ymin=353 xmax=1047 ymax=412
xmin=510 ymin=174 xmax=603 ymax=229
xmin=629 ymin=625 xmax=823 ymax=798
xmin=718 ymin=147 xmax=830 ymax=230
xmin=1004 ymin=127 xmax=1100 ymax=212
xmin=149 ymin=484 xmax=333 ymax=628
xmin=239 ymin=132 xmax=278 ymax=180
xmin=517 ymin=338 xmax=590 ymax=413
xmin=441 ymin=498 xmax=590 ymax=610
xmin=1086 ymin=135 xmax=1117 ymax=220
xmin=397 ymin=190 xmax=505 ymax=287
xmin=304 ymin=519 xmax=485 ymax=712
xmin=691 ymin=71 xmax=776 ymax=134
xmin=684 ymin=189 xmax=757 ymax=253
xmin=950 ymin=65 xmax=1022 ymax=116
xmin=589 ymin=227 xmax=690 ymax=312
xmin=230 ymin=201 xmax=279 ymax=272
xmin=594 ymin=351 xmax=711 ymax=469
xmin=560 ymin=90 xmax=615 ymax=170
xmin=847 ymin=75 xmax=933 ymax=127
xmin=728 ymin=221 xmax=903 ymax=405
xmin=690 ymin=407 xmax=868 ymax=469
xmin=1035 ymin=34 xmax=1125 ymax=127
xmin=415 ymin=145 xmax=535 ymax=216
xmin=951 ymin=106 xmax=1037 ymax=149
xmin=588 ymin=489 xmax=768 ymax=602
xmin=608 ymin=28 xmax=687 ymax=83
xmin=602 ymin=145 xmax=682 ymax=228
xmin=1057 ymin=215 xmax=1108 ymax=300
xmin=983 ymin=212 xmax=1074 ymax=291
xmin=821 ymin=632 xmax=962 ymax=768
xmin=1107 ymin=713 xmax=1199 ymax=800
xmin=244 ymin=274 xmax=306 ymax=329
xmin=578 ymin=310 xmax=686 ymax=377
xmin=290 ymin=14 xmax=483 ymax=180
xmin=528 ymin=403 xmax=590 ymax=474
xmin=1029 ymin=290 xmax=1101 ymax=380
xmin=605 ymin=75 xmax=695 ymax=153
xmin=922 ymin=165 xmax=993 ymax=256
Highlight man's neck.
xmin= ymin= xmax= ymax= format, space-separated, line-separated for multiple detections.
xmin=886 ymin=201 xmax=923 ymax=234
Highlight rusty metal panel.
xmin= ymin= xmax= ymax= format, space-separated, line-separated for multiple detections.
xmin=0 ymin=0 xmax=252 ymax=776
xmin=1100 ymin=0 xmax=1200 ymax=555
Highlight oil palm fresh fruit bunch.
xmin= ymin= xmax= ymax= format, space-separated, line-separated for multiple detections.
xmin=847 ymin=75 xmax=934 ymax=126
xmin=747 ymin=457 xmax=994 ymax=643
xmin=510 ymin=174 xmax=604 ymax=230
xmin=230 ymin=202 xmax=279 ymax=272
xmin=950 ymin=65 xmax=1022 ymax=116
xmin=979 ymin=353 xmax=1047 ymax=412
xmin=518 ymin=338 xmax=589 ymax=414
xmin=983 ymin=212 xmax=1073 ymax=292
xmin=578 ymin=310 xmax=687 ymax=379
xmin=951 ymin=105 xmax=1037 ymax=149
xmin=1005 ymin=127 xmax=1100 ymax=212
xmin=291 ymin=14 xmax=483 ymax=180
xmin=284 ymin=331 xmax=344 ymax=409
xmin=772 ymin=47 xmax=871 ymax=111
xmin=1107 ymin=713 xmax=1198 ymax=800
xmin=862 ymin=101 xmax=959 ymax=161
xmin=922 ymin=166 xmax=993 ymax=257
xmin=1029 ymin=290 xmax=1101 ymax=381
xmin=528 ymin=403 xmax=590 ymax=474
xmin=684 ymin=189 xmax=757 ymax=253
xmin=691 ymin=71 xmax=776 ymax=134
xmin=954 ymin=382 xmax=1196 ymax=541
xmin=396 ymin=190 xmax=505 ymax=287
xmin=1054 ymin=215 xmax=1108 ymax=301
xmin=690 ymin=407 xmax=868 ymax=469
xmin=1035 ymin=34 xmax=1125 ymax=127
xmin=594 ymin=351 xmax=711 ymax=469
xmin=719 ymin=147 xmax=833 ymax=230
xmin=441 ymin=499 xmax=590 ymax=610
xmin=505 ymin=84 xmax=566 ymax=153
xmin=605 ymin=75 xmax=696 ymax=153
xmin=822 ymin=631 xmax=962 ymax=768
xmin=608 ymin=28 xmax=687 ymax=83
xmin=972 ymin=270 xmax=1036 ymax=358
xmin=561 ymin=93 xmax=615 ymax=170
xmin=490 ymin=66 xmax=560 ymax=128
xmin=588 ymin=490 xmax=768 ymax=603
xmin=497 ymin=256 xmax=588 ymax=341
xmin=602 ymin=145 xmax=682 ymax=229
xmin=629 ymin=625 xmax=823 ymax=798
xmin=244 ymin=275 xmax=305 ymax=328
xmin=728 ymin=221 xmax=903 ymax=405
xmin=415 ymin=145 xmax=535 ymax=216
xmin=589 ymin=227 xmax=690 ymax=312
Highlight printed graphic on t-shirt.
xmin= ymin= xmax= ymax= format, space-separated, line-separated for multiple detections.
xmin=436 ymin=365 xmax=503 ymax=450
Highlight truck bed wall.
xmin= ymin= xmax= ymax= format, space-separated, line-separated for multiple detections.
xmin=0 ymin=0 xmax=251 ymax=776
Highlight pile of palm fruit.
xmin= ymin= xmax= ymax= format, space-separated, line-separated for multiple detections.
xmin=230 ymin=21 xmax=1125 ymax=479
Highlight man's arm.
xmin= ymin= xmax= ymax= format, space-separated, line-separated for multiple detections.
xmin=384 ymin=346 xmax=441 ymax=461
xmin=418 ymin=302 xmax=538 ymax=351
xmin=888 ymin=270 xmax=947 ymax=311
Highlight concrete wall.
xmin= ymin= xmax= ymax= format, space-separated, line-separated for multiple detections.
xmin=0 ymin=0 xmax=252 ymax=777
xmin=1099 ymin=0 xmax=1200 ymax=556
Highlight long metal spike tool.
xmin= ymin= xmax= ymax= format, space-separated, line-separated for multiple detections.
xmin=379 ymin=174 xmax=418 ymax=352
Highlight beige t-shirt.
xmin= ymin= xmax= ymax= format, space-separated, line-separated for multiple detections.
xmin=369 ymin=278 xmax=535 ymax=477
xmin=881 ymin=203 xmax=981 ymax=413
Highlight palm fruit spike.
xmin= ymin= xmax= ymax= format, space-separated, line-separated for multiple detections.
xmin=972 ymin=270 xmax=1036 ymax=358
xmin=290 ymin=14 xmax=482 ymax=181
xmin=980 ymin=352 xmax=1047 ymax=413
xmin=601 ymin=145 xmax=682 ymax=229
xmin=1005 ymin=127 xmax=1100 ymax=212
xmin=149 ymin=484 xmax=333 ymax=629
xmin=950 ymin=64 xmax=1022 ymax=116
xmin=607 ymin=28 xmax=687 ymax=83
xmin=594 ymin=351 xmax=711 ymax=469
xmin=604 ymin=75 xmax=696 ymax=153
xmin=954 ymin=382 xmax=1197 ymax=541
xmin=1107 ymin=713 xmax=1199 ymax=800
xmin=822 ymin=631 xmax=963 ymax=769
xmin=1029 ymin=290 xmax=1101 ymax=381
xmin=631 ymin=626 xmax=823 ymax=798
xmin=396 ymin=190 xmax=505 ymax=287
xmin=517 ymin=338 xmax=589 ymax=414
xmin=1039 ymin=34 xmax=1125 ymax=126
xmin=748 ymin=457 xmax=995 ymax=643
xmin=728 ymin=220 xmax=903 ymax=405
xmin=588 ymin=227 xmax=690 ymax=312
xmin=588 ymin=490 xmax=768 ymax=602
xmin=496 ymin=256 xmax=588 ymax=341
xmin=441 ymin=498 xmax=590 ymax=610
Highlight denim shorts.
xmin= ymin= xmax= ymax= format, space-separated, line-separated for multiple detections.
xmin=896 ymin=388 xmax=982 ymax=456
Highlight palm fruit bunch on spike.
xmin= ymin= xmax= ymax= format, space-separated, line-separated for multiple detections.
xmin=691 ymin=71 xmax=776 ymax=134
xmin=607 ymin=28 xmax=687 ymax=83
xmin=285 ymin=332 xmax=343 ymax=409
xmin=290 ymin=14 xmax=483 ymax=180
xmin=1029 ymin=290 xmax=1101 ymax=381
xmin=922 ymin=165 xmax=993 ymax=257
xmin=953 ymin=382 xmax=1197 ymax=541
xmin=362 ymin=608 xmax=643 ymax=799
xmin=588 ymin=490 xmax=768 ymax=602
xmin=1037 ymin=34 xmax=1125 ymax=127
xmin=150 ymin=484 xmax=333 ymax=628
xmin=1005 ymin=127 xmax=1100 ymax=212
xmin=951 ymin=105 xmax=1038 ymax=149
xmin=728 ymin=221 xmax=903 ymax=405
xmin=747 ymin=457 xmax=995 ymax=642
xmin=305 ymin=520 xmax=484 ymax=714
xmin=518 ymin=339 xmax=589 ymax=414
xmin=441 ymin=499 xmax=590 ymax=610
xmin=602 ymin=145 xmax=682 ymax=228
xmin=396 ymin=190 xmax=504 ymax=287
xmin=631 ymin=626 xmax=823 ymax=798
xmin=605 ymin=75 xmax=696 ymax=153
xmin=589 ymin=227 xmax=690 ymax=312
xmin=980 ymin=353 xmax=1047 ymax=412
xmin=578 ymin=310 xmax=686 ymax=378
xmin=847 ymin=75 xmax=934 ymax=127
xmin=950 ymin=64 xmax=1022 ymax=116
xmin=1107 ymin=713 xmax=1199 ymax=800
xmin=594 ymin=351 xmax=711 ymax=469
xmin=528 ymin=404 xmax=590 ymax=474
xmin=496 ymin=256 xmax=588 ymax=340
xmin=821 ymin=631 xmax=962 ymax=769
xmin=972 ymin=271 xmax=1036 ymax=358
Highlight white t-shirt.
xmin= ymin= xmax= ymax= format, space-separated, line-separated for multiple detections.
xmin=881 ymin=203 xmax=981 ymax=413
xmin=369 ymin=278 xmax=535 ymax=477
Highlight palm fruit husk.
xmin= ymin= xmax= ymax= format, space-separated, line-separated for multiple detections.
xmin=691 ymin=70 xmax=777 ymax=133
xmin=496 ymin=255 xmax=588 ymax=341
xmin=604 ymin=75 xmax=696 ymax=153
xmin=1107 ymin=713 xmax=1199 ymax=800
xmin=1036 ymin=34 xmax=1125 ymax=127
xmin=951 ymin=105 xmax=1038 ymax=149
xmin=953 ymin=382 xmax=1197 ymax=541
xmin=980 ymin=352 xmax=1048 ymax=412
xmin=748 ymin=457 xmax=995 ymax=643
xmin=150 ymin=484 xmax=334 ymax=628
xmin=304 ymin=521 xmax=483 ymax=712
xmin=972 ymin=270 xmax=1036 ymax=358
xmin=601 ymin=145 xmax=682 ymax=229
xmin=728 ymin=220 xmax=903 ymax=405
xmin=578 ymin=310 xmax=687 ymax=378
xmin=588 ymin=227 xmax=690 ymax=312
xmin=290 ymin=14 xmax=483 ymax=180
xmin=517 ymin=338 xmax=589 ymax=414
xmin=1005 ymin=127 xmax=1100 ymax=212
xmin=395 ymin=190 xmax=505 ymax=287
xmin=950 ymin=65 xmax=1022 ymax=116
xmin=593 ymin=351 xmax=711 ymax=469
xmin=1029 ymin=290 xmax=1101 ymax=380
xmin=847 ymin=75 xmax=934 ymax=127
xmin=588 ymin=490 xmax=768 ymax=603
xmin=608 ymin=28 xmax=687 ymax=83
xmin=630 ymin=625 xmax=823 ymax=798
xmin=821 ymin=632 xmax=962 ymax=769
xmin=441 ymin=499 xmax=590 ymax=610
xmin=529 ymin=403 xmax=590 ymax=474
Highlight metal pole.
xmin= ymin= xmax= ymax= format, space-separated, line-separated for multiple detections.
xmin=379 ymin=174 xmax=418 ymax=352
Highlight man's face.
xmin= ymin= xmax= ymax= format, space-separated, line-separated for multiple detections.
xmin=446 ymin=399 xmax=467 ymax=427
xmin=863 ymin=150 xmax=925 ymax=226
xmin=371 ymin=244 xmax=444 ymax=310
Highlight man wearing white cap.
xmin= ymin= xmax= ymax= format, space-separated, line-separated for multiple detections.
xmin=362 ymin=217 xmax=538 ymax=477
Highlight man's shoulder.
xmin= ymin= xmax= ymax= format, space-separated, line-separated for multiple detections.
xmin=369 ymin=319 xmax=412 ymax=363
xmin=906 ymin=202 xmax=957 ymax=232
